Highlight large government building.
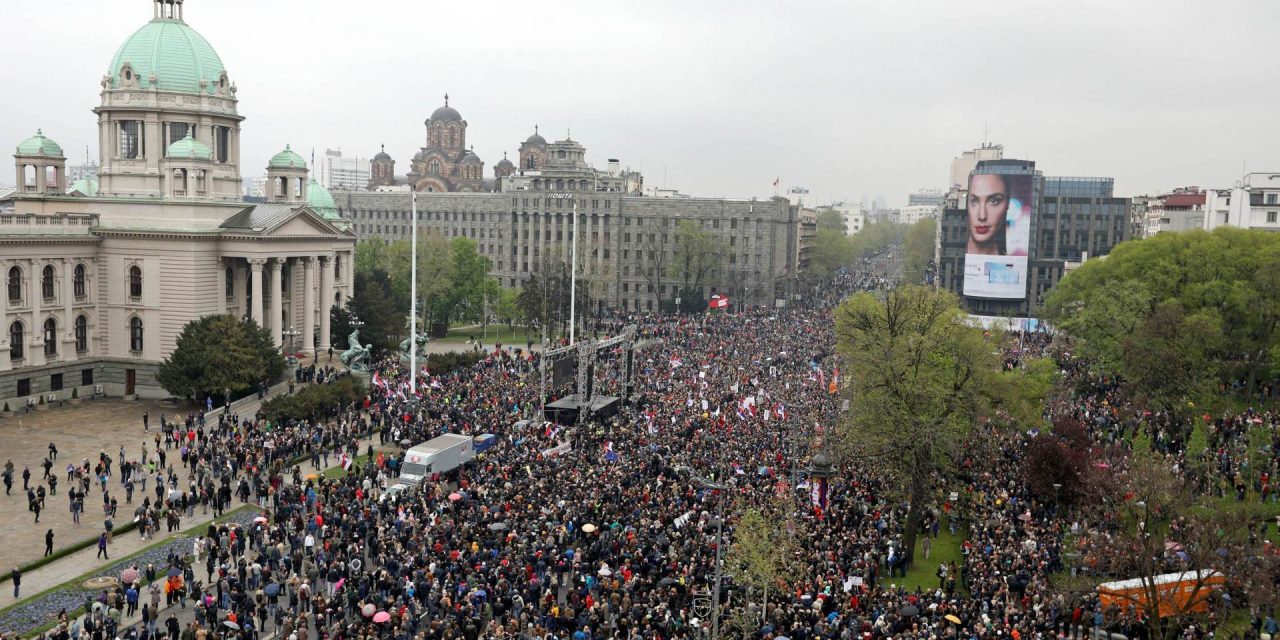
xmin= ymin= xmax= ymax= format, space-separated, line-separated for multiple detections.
xmin=0 ymin=0 xmax=356 ymax=407
xmin=347 ymin=100 xmax=810 ymax=312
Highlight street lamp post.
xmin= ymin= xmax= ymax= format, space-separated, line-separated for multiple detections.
xmin=681 ymin=469 xmax=728 ymax=640
xmin=282 ymin=327 xmax=301 ymax=360
xmin=410 ymin=191 xmax=418 ymax=389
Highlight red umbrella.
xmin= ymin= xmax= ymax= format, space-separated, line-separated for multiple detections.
xmin=373 ymin=611 xmax=391 ymax=623
xmin=120 ymin=568 xmax=140 ymax=584
xmin=448 ymin=492 xmax=462 ymax=502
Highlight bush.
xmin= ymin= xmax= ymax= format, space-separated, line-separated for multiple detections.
xmin=71 ymin=387 xmax=78 ymax=399
xmin=261 ymin=376 xmax=367 ymax=424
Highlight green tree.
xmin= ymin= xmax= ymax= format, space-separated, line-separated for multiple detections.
xmin=435 ymin=237 xmax=494 ymax=329
xmin=902 ymin=218 xmax=936 ymax=284
xmin=834 ymin=286 xmax=997 ymax=570
xmin=1044 ymin=227 xmax=1280 ymax=399
xmin=815 ymin=207 xmax=846 ymax=233
xmin=494 ymin=287 xmax=521 ymax=330
xmin=668 ymin=220 xmax=725 ymax=313
xmin=157 ymin=315 xmax=285 ymax=403
xmin=809 ymin=229 xmax=854 ymax=279
xmin=1118 ymin=301 xmax=1222 ymax=431
xmin=725 ymin=501 xmax=801 ymax=625
xmin=347 ymin=269 xmax=400 ymax=354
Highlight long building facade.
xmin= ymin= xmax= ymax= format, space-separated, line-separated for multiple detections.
xmin=335 ymin=187 xmax=805 ymax=312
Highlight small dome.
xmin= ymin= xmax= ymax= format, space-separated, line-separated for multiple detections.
xmin=108 ymin=17 xmax=227 ymax=95
xmin=16 ymin=129 xmax=64 ymax=157
xmin=495 ymin=156 xmax=514 ymax=169
xmin=305 ymin=178 xmax=340 ymax=221
xmin=269 ymin=145 xmax=306 ymax=169
xmin=166 ymin=135 xmax=213 ymax=160
xmin=430 ymin=105 xmax=462 ymax=122
xmin=68 ymin=177 xmax=99 ymax=197
xmin=462 ymin=150 xmax=482 ymax=164
xmin=525 ymin=132 xmax=547 ymax=146
xmin=373 ymin=145 xmax=392 ymax=162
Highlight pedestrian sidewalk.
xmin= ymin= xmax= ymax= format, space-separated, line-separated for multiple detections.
xmin=5 ymin=354 xmax=349 ymax=609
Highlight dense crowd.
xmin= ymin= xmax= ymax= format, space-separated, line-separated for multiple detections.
xmin=15 ymin=263 xmax=1279 ymax=640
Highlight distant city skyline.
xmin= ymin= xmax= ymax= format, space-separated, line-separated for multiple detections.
xmin=2 ymin=0 xmax=1278 ymax=207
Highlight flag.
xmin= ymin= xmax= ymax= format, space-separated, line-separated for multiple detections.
xmin=775 ymin=403 xmax=786 ymax=420
xmin=372 ymin=371 xmax=386 ymax=390
xmin=340 ymin=453 xmax=352 ymax=470
xmin=773 ymin=177 xmax=779 ymax=187
xmin=708 ymin=295 xmax=730 ymax=309
xmin=603 ymin=441 xmax=618 ymax=463
xmin=670 ymin=357 xmax=683 ymax=369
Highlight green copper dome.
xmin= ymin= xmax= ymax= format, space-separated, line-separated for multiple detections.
xmin=306 ymin=178 xmax=341 ymax=221
xmin=108 ymin=18 xmax=227 ymax=95
xmin=269 ymin=145 xmax=306 ymax=169
xmin=68 ymin=177 xmax=100 ymax=197
xmin=16 ymin=130 xmax=64 ymax=157
xmin=166 ymin=135 xmax=213 ymax=160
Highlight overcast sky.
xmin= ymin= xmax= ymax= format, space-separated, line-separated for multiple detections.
xmin=3 ymin=0 xmax=1278 ymax=207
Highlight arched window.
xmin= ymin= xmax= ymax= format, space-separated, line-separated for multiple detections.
xmin=526 ymin=155 xmax=536 ymax=170
xmin=556 ymin=179 xmax=565 ymax=190
xmin=43 ymin=318 xmax=57 ymax=357
xmin=129 ymin=317 xmax=144 ymax=352
xmin=7 ymin=266 xmax=21 ymax=302
xmin=129 ymin=265 xmax=142 ymax=299
xmin=225 ymin=266 xmax=234 ymax=298
xmin=429 ymin=160 xmax=441 ymax=176
xmin=73 ymin=264 xmax=86 ymax=298
xmin=41 ymin=265 xmax=55 ymax=299
xmin=9 ymin=322 xmax=23 ymax=361
xmin=74 ymin=315 xmax=87 ymax=352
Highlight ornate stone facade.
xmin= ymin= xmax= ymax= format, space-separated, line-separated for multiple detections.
xmin=406 ymin=95 xmax=486 ymax=192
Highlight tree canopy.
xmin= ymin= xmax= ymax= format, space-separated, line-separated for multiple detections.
xmin=157 ymin=314 xmax=285 ymax=403
xmin=353 ymin=236 xmax=498 ymax=335
xmin=668 ymin=219 xmax=725 ymax=313
xmin=834 ymin=285 xmax=998 ymax=567
xmin=1044 ymin=227 xmax=1280 ymax=405
xmin=901 ymin=218 xmax=936 ymax=284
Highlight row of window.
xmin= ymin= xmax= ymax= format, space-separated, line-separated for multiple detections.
xmin=6 ymin=264 xmax=141 ymax=303
xmin=13 ymin=369 xmax=94 ymax=397
xmin=116 ymin=121 xmax=232 ymax=163
xmin=7 ymin=316 xmax=141 ymax=361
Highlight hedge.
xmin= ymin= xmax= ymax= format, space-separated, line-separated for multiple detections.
xmin=260 ymin=375 xmax=367 ymax=424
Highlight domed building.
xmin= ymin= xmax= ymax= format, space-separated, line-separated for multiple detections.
xmin=406 ymin=95 xmax=487 ymax=192
xmin=0 ymin=0 xmax=355 ymax=405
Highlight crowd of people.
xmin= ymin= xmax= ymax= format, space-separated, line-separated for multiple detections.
xmin=13 ymin=262 xmax=1278 ymax=640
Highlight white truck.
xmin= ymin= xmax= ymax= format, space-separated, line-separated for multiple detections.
xmin=399 ymin=434 xmax=476 ymax=485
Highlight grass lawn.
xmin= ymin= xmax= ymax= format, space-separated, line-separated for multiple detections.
xmin=894 ymin=522 xmax=965 ymax=593
xmin=433 ymin=326 xmax=536 ymax=345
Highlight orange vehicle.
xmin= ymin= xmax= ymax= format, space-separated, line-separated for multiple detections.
xmin=1097 ymin=570 xmax=1225 ymax=618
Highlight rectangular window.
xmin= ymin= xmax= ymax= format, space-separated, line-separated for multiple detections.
xmin=50 ymin=373 xmax=63 ymax=392
xmin=1268 ymin=194 xmax=1278 ymax=205
xmin=17 ymin=378 xmax=30 ymax=397
xmin=215 ymin=126 xmax=231 ymax=163
xmin=82 ymin=368 xmax=93 ymax=387
xmin=164 ymin=122 xmax=191 ymax=153
xmin=120 ymin=121 xmax=141 ymax=159
xmin=1270 ymin=211 xmax=1278 ymax=224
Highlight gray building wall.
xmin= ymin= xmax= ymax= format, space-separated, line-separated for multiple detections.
xmin=333 ymin=191 xmax=800 ymax=312
xmin=938 ymin=167 xmax=1130 ymax=317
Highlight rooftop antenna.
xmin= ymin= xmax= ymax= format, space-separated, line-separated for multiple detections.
xmin=982 ymin=122 xmax=989 ymax=147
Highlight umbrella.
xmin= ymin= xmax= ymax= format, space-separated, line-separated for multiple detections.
xmin=659 ymin=577 xmax=678 ymax=586
xmin=582 ymin=523 xmax=598 ymax=533
xmin=900 ymin=605 xmax=920 ymax=617
xmin=945 ymin=614 xmax=962 ymax=625
xmin=253 ymin=516 xmax=268 ymax=524
xmin=120 ymin=568 xmax=140 ymax=584
xmin=598 ymin=565 xmax=613 ymax=576
xmin=488 ymin=522 xmax=509 ymax=531
xmin=264 ymin=583 xmax=280 ymax=597
xmin=400 ymin=439 xmax=412 ymax=446
xmin=373 ymin=611 xmax=391 ymax=623
xmin=167 ymin=567 xmax=182 ymax=578
xmin=361 ymin=603 xmax=376 ymax=618
xmin=448 ymin=492 xmax=462 ymax=502
xmin=222 ymin=621 xmax=240 ymax=630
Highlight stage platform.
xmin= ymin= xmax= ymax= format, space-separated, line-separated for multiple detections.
xmin=545 ymin=395 xmax=621 ymax=423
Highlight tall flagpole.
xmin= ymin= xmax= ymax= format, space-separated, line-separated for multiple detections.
xmin=569 ymin=195 xmax=578 ymax=345
xmin=410 ymin=191 xmax=418 ymax=390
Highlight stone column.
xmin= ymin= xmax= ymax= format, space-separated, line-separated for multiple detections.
xmin=346 ymin=250 xmax=355 ymax=298
xmin=0 ymin=260 xmax=9 ymax=372
xmin=303 ymin=256 xmax=316 ymax=358
xmin=29 ymin=260 xmax=44 ymax=367
xmin=269 ymin=258 xmax=283 ymax=349
xmin=62 ymin=258 xmax=75 ymax=361
xmin=216 ymin=257 xmax=226 ymax=315
xmin=248 ymin=258 xmax=266 ymax=328
xmin=319 ymin=254 xmax=333 ymax=354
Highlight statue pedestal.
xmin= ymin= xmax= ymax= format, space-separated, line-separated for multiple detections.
xmin=350 ymin=369 xmax=371 ymax=383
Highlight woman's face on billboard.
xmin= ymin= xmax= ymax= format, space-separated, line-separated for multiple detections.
xmin=967 ymin=174 xmax=1008 ymax=252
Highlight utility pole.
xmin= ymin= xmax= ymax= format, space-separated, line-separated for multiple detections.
xmin=569 ymin=193 xmax=578 ymax=345
xmin=410 ymin=190 xmax=418 ymax=390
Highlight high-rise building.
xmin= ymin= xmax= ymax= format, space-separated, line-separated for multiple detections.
xmin=937 ymin=158 xmax=1130 ymax=318
xmin=949 ymin=143 xmax=1004 ymax=196
xmin=316 ymin=149 xmax=370 ymax=191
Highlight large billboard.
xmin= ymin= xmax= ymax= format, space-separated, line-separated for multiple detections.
xmin=962 ymin=172 xmax=1033 ymax=299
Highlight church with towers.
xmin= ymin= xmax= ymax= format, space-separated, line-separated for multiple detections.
xmin=0 ymin=0 xmax=356 ymax=406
